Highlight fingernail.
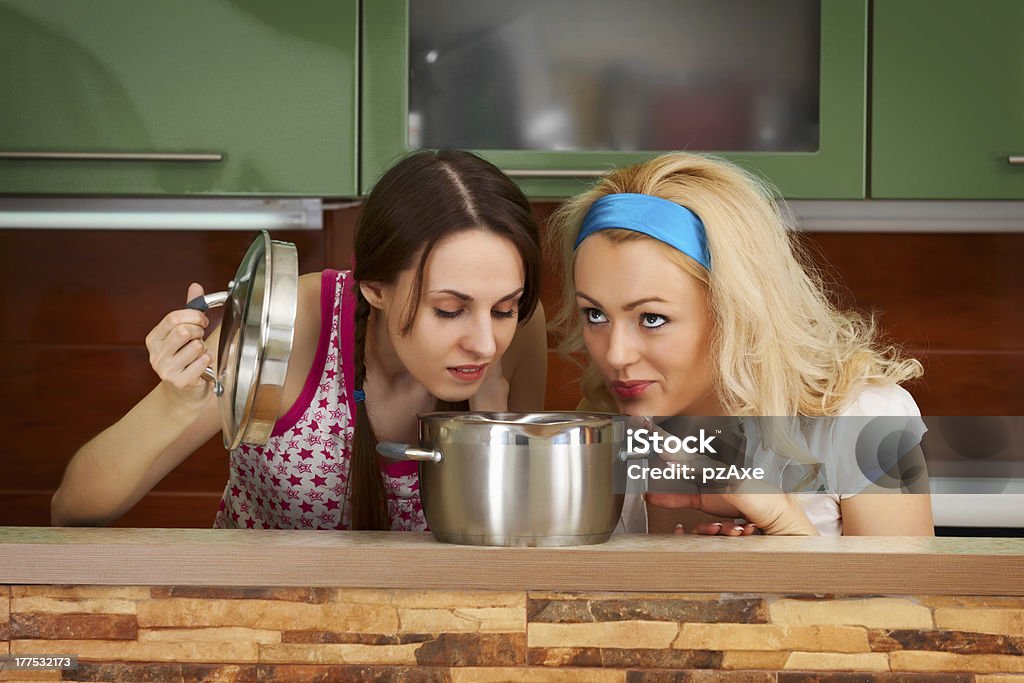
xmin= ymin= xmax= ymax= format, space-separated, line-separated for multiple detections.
xmin=733 ymin=525 xmax=745 ymax=532
xmin=674 ymin=523 xmax=683 ymax=530
xmin=711 ymin=523 xmax=723 ymax=530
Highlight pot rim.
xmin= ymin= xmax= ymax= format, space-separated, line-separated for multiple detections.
xmin=416 ymin=410 xmax=627 ymax=427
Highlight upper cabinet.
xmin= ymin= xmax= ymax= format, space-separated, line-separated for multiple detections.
xmin=22 ymin=0 xmax=1018 ymax=201
xmin=871 ymin=1 xmax=1024 ymax=199
xmin=363 ymin=0 xmax=867 ymax=199
xmin=0 ymin=0 xmax=358 ymax=197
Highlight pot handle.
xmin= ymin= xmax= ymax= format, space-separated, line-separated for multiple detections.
xmin=618 ymin=449 xmax=652 ymax=463
xmin=184 ymin=290 xmax=229 ymax=384
xmin=377 ymin=442 xmax=444 ymax=464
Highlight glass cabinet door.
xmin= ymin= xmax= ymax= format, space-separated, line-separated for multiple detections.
xmin=363 ymin=0 xmax=866 ymax=198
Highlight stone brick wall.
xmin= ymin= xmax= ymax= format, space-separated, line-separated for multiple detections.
xmin=2 ymin=585 xmax=1023 ymax=681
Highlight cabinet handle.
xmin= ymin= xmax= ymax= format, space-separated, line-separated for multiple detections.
xmin=502 ymin=169 xmax=608 ymax=178
xmin=0 ymin=151 xmax=223 ymax=162
xmin=1007 ymin=156 xmax=1024 ymax=165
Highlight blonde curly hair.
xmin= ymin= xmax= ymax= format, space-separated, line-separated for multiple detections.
xmin=547 ymin=152 xmax=922 ymax=417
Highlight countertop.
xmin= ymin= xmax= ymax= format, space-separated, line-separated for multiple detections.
xmin=2 ymin=527 xmax=1022 ymax=595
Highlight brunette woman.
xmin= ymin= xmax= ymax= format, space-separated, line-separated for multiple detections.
xmin=53 ymin=150 xmax=547 ymax=530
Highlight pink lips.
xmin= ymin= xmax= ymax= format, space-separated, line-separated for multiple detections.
xmin=612 ymin=380 xmax=653 ymax=399
xmin=448 ymin=364 xmax=487 ymax=382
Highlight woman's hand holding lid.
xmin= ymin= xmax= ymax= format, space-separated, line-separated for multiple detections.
xmin=144 ymin=282 xmax=214 ymax=417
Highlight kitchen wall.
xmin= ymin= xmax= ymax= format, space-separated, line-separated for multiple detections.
xmin=0 ymin=205 xmax=1021 ymax=529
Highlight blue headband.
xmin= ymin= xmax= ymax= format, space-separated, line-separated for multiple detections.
xmin=574 ymin=193 xmax=710 ymax=270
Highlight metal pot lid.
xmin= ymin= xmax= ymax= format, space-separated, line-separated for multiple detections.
xmin=188 ymin=231 xmax=298 ymax=449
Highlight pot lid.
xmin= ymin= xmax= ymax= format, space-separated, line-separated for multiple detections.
xmin=214 ymin=231 xmax=298 ymax=450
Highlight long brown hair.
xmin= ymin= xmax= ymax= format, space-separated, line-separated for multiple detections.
xmin=349 ymin=150 xmax=540 ymax=529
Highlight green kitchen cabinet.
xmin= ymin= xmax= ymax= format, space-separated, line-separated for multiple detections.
xmin=0 ymin=0 xmax=358 ymax=197
xmin=872 ymin=1 xmax=1024 ymax=199
xmin=363 ymin=0 xmax=867 ymax=199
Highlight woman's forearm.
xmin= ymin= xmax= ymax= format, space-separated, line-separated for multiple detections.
xmin=51 ymin=383 xmax=211 ymax=526
xmin=840 ymin=493 xmax=935 ymax=536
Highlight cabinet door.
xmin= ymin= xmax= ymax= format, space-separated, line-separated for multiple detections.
xmin=872 ymin=0 xmax=1024 ymax=199
xmin=363 ymin=0 xmax=866 ymax=198
xmin=0 ymin=0 xmax=358 ymax=197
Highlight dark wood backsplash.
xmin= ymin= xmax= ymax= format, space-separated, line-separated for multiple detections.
xmin=1 ymin=205 xmax=1020 ymax=528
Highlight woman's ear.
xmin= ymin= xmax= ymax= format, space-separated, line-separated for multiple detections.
xmin=359 ymin=281 xmax=387 ymax=309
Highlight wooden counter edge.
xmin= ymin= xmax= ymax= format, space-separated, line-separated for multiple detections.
xmin=1 ymin=528 xmax=1021 ymax=595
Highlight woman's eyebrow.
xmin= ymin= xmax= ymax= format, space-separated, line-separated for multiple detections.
xmin=622 ymin=296 xmax=668 ymax=311
xmin=576 ymin=291 xmax=667 ymax=311
xmin=496 ymin=287 xmax=525 ymax=303
xmin=429 ymin=287 xmax=524 ymax=303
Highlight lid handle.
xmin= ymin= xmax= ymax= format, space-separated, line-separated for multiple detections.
xmin=186 ymin=289 xmax=230 ymax=312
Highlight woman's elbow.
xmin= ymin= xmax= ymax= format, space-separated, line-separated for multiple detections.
xmin=50 ymin=487 xmax=72 ymax=526
xmin=50 ymin=485 xmax=113 ymax=527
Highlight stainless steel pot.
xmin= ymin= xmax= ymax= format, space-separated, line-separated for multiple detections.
xmin=185 ymin=230 xmax=298 ymax=450
xmin=377 ymin=412 xmax=631 ymax=547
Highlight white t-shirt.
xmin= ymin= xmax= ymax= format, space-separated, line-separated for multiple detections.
xmin=793 ymin=383 xmax=926 ymax=535
xmin=616 ymin=383 xmax=926 ymax=536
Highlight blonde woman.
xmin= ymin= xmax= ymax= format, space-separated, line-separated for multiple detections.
xmin=548 ymin=152 xmax=934 ymax=536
